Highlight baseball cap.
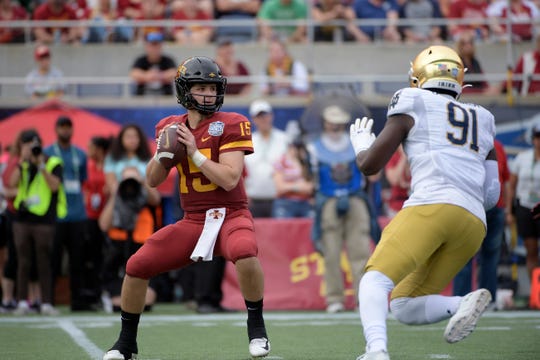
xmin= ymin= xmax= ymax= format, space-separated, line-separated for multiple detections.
xmin=322 ymin=105 xmax=350 ymax=124
xmin=533 ymin=123 xmax=540 ymax=137
xmin=34 ymin=45 xmax=50 ymax=60
xmin=56 ymin=115 xmax=73 ymax=127
xmin=249 ymin=99 xmax=272 ymax=117
xmin=146 ymin=32 xmax=164 ymax=43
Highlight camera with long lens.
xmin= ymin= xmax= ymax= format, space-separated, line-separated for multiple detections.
xmin=112 ymin=176 xmax=147 ymax=231
xmin=30 ymin=137 xmax=42 ymax=156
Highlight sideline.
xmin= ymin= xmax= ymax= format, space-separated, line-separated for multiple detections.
xmin=1 ymin=310 xmax=539 ymax=324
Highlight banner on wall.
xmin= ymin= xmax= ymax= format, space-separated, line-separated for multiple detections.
xmin=222 ymin=218 xmax=363 ymax=311
xmin=221 ymin=217 xmax=453 ymax=311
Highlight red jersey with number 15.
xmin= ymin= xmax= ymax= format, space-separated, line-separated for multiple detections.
xmin=155 ymin=111 xmax=253 ymax=213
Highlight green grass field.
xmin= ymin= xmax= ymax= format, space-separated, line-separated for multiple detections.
xmin=0 ymin=304 xmax=539 ymax=360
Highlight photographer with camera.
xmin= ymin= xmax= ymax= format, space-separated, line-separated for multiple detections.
xmin=8 ymin=129 xmax=66 ymax=315
xmin=99 ymin=166 xmax=161 ymax=312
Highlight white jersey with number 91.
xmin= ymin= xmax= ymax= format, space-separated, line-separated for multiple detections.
xmin=387 ymin=87 xmax=496 ymax=226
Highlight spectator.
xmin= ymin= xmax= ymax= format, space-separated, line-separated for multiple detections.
xmin=113 ymin=0 xmax=167 ymax=43
xmin=352 ymin=0 xmax=401 ymax=42
xmin=117 ymin=0 xmax=144 ymax=20
xmin=16 ymin=0 xmax=40 ymax=14
xmin=399 ymin=0 xmax=444 ymax=44
xmin=129 ymin=32 xmax=177 ymax=96
xmin=85 ymin=0 xmax=129 ymax=43
xmin=214 ymin=0 xmax=261 ymax=43
xmin=438 ymin=0 xmax=452 ymax=17
xmin=8 ymin=129 xmax=64 ymax=316
xmin=1 ymin=137 xmax=44 ymax=314
xmin=272 ymin=136 xmax=315 ymax=218
xmin=0 ymin=140 xmax=23 ymax=313
xmin=0 ymin=0 xmax=28 ymax=44
xmin=312 ymin=0 xmax=370 ymax=42
xmin=487 ymin=0 xmax=540 ymax=43
xmin=383 ymin=144 xmax=410 ymax=218
xmin=135 ymin=0 xmax=166 ymax=42
xmin=260 ymin=37 xmax=310 ymax=96
xmin=100 ymin=124 xmax=159 ymax=313
xmin=44 ymin=116 xmax=92 ymax=312
xmin=83 ymin=136 xmax=111 ymax=310
xmin=214 ymin=39 xmax=252 ymax=96
xmin=68 ymin=0 xmax=91 ymax=42
xmin=307 ymin=105 xmax=372 ymax=313
xmin=455 ymin=30 xmax=490 ymax=94
xmin=447 ymin=0 xmax=490 ymax=42
xmin=24 ymin=45 xmax=66 ymax=99
xmin=244 ymin=99 xmax=289 ymax=218
xmin=69 ymin=0 xmax=91 ymax=19
xmin=99 ymin=166 xmax=161 ymax=313
xmin=257 ymin=0 xmax=309 ymax=43
xmin=453 ymin=139 xmax=510 ymax=309
xmin=506 ymin=123 xmax=540 ymax=287
xmin=170 ymin=0 xmax=214 ymax=45
xmin=511 ymin=33 xmax=540 ymax=95
xmin=170 ymin=0 xmax=214 ymax=15
xmin=32 ymin=0 xmax=82 ymax=44
xmin=103 ymin=124 xmax=152 ymax=192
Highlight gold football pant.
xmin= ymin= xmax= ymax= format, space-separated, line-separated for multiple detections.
xmin=365 ymin=204 xmax=486 ymax=299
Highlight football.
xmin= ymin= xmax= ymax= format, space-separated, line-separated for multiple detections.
xmin=156 ymin=123 xmax=186 ymax=169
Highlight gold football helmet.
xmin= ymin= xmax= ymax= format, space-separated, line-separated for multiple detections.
xmin=408 ymin=45 xmax=466 ymax=97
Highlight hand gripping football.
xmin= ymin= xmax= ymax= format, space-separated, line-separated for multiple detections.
xmin=156 ymin=123 xmax=186 ymax=169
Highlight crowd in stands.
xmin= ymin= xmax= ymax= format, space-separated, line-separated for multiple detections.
xmin=0 ymin=0 xmax=539 ymax=45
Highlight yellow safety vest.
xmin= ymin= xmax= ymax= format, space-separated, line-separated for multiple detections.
xmin=14 ymin=156 xmax=67 ymax=219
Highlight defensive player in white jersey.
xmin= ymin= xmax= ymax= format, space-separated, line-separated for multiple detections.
xmin=349 ymin=45 xmax=501 ymax=360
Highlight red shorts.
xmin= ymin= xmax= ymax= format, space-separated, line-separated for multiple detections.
xmin=126 ymin=208 xmax=257 ymax=279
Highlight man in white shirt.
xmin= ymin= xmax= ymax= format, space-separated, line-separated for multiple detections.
xmin=244 ymin=99 xmax=289 ymax=217
xmin=24 ymin=45 xmax=65 ymax=99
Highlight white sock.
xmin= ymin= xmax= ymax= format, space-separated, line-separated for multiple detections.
xmin=359 ymin=271 xmax=394 ymax=353
xmin=425 ymin=295 xmax=462 ymax=322
xmin=390 ymin=295 xmax=462 ymax=325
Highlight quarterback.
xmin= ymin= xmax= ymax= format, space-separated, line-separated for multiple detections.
xmin=350 ymin=46 xmax=500 ymax=360
xmin=103 ymin=57 xmax=270 ymax=359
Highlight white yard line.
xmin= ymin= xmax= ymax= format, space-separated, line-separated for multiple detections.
xmin=56 ymin=319 xmax=105 ymax=360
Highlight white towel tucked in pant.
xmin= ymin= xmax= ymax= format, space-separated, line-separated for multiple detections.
xmin=190 ymin=208 xmax=226 ymax=262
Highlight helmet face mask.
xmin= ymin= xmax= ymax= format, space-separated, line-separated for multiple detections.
xmin=175 ymin=56 xmax=227 ymax=114
xmin=408 ymin=45 xmax=465 ymax=98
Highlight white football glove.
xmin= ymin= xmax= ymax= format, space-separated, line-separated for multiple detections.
xmin=349 ymin=117 xmax=376 ymax=155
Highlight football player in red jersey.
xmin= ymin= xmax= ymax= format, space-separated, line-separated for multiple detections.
xmin=103 ymin=56 xmax=270 ymax=360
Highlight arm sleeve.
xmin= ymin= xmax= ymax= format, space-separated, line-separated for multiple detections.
xmin=483 ymin=159 xmax=501 ymax=210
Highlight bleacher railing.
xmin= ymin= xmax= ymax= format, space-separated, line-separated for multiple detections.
xmin=1 ymin=17 xmax=539 ymax=100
